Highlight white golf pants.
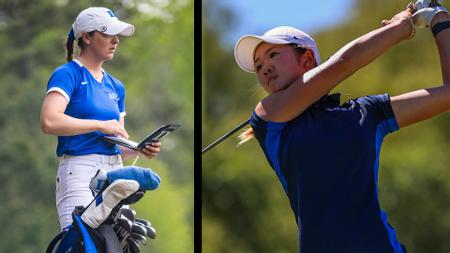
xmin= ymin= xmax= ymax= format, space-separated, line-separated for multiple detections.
xmin=55 ymin=154 xmax=123 ymax=230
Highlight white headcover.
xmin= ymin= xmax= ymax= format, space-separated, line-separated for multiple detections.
xmin=81 ymin=179 xmax=139 ymax=229
xmin=234 ymin=26 xmax=321 ymax=73
xmin=72 ymin=7 xmax=135 ymax=39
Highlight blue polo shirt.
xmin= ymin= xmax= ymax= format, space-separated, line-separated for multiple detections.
xmin=250 ymin=94 xmax=406 ymax=253
xmin=46 ymin=59 xmax=126 ymax=157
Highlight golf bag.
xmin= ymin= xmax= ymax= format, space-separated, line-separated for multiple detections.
xmin=46 ymin=206 xmax=107 ymax=253
xmin=46 ymin=166 xmax=160 ymax=253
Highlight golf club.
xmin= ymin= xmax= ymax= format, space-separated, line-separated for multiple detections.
xmin=430 ymin=0 xmax=443 ymax=7
xmin=202 ymin=118 xmax=250 ymax=154
xmin=135 ymin=219 xmax=156 ymax=239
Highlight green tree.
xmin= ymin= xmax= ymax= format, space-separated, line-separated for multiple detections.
xmin=0 ymin=0 xmax=193 ymax=252
xmin=203 ymin=1 xmax=450 ymax=252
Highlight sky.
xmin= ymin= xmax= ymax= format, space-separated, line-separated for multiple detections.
xmin=209 ymin=0 xmax=355 ymax=48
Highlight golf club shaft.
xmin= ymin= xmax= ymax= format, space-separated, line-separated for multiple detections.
xmin=202 ymin=118 xmax=250 ymax=154
xmin=430 ymin=0 xmax=441 ymax=7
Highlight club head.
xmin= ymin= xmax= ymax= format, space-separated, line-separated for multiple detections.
xmin=119 ymin=208 xmax=136 ymax=222
xmin=135 ymin=223 xmax=156 ymax=238
xmin=135 ymin=218 xmax=151 ymax=227
xmin=146 ymin=226 xmax=156 ymax=239
xmin=131 ymin=223 xmax=147 ymax=236
xmin=117 ymin=217 xmax=133 ymax=233
xmin=130 ymin=232 xmax=147 ymax=245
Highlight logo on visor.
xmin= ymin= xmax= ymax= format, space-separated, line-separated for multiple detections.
xmin=107 ymin=10 xmax=116 ymax=17
xmin=99 ymin=26 xmax=107 ymax=32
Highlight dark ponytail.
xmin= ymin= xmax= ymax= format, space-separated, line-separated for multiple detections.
xmin=66 ymin=29 xmax=75 ymax=62
xmin=65 ymin=29 xmax=94 ymax=62
xmin=237 ymin=127 xmax=254 ymax=146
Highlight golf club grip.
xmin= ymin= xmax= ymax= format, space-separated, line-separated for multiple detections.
xmin=202 ymin=118 xmax=250 ymax=154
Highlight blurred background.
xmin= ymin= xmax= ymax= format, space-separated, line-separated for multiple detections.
xmin=202 ymin=0 xmax=450 ymax=252
xmin=0 ymin=0 xmax=193 ymax=252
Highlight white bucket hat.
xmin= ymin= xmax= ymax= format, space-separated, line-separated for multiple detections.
xmin=234 ymin=26 xmax=321 ymax=73
xmin=72 ymin=7 xmax=135 ymax=39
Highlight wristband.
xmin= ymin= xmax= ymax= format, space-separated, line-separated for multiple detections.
xmin=432 ymin=20 xmax=450 ymax=37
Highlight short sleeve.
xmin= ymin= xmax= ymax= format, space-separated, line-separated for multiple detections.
xmin=250 ymin=111 xmax=288 ymax=191
xmin=250 ymin=111 xmax=287 ymax=151
xmin=250 ymin=110 xmax=267 ymax=131
xmin=357 ymin=94 xmax=399 ymax=136
xmin=46 ymin=64 xmax=78 ymax=102
xmin=116 ymin=80 xmax=126 ymax=117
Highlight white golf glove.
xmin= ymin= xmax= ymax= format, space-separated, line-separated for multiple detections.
xmin=413 ymin=0 xmax=448 ymax=28
xmin=415 ymin=0 xmax=444 ymax=10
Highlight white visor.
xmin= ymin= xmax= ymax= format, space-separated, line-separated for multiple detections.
xmin=234 ymin=26 xmax=321 ymax=73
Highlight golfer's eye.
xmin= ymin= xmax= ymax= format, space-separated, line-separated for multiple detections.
xmin=269 ymin=51 xmax=279 ymax=58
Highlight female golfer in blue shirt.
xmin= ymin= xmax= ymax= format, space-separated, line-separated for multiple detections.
xmin=234 ymin=3 xmax=450 ymax=252
xmin=40 ymin=7 xmax=161 ymax=231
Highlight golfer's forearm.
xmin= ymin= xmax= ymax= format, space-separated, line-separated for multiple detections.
xmin=41 ymin=113 xmax=101 ymax=136
xmin=328 ymin=18 xmax=412 ymax=79
xmin=259 ymin=19 xmax=412 ymax=122
xmin=431 ymin=12 xmax=450 ymax=85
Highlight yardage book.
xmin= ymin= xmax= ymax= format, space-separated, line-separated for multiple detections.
xmin=103 ymin=123 xmax=181 ymax=151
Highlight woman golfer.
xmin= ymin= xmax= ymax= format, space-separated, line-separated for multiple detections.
xmin=40 ymin=7 xmax=161 ymax=231
xmin=234 ymin=3 xmax=450 ymax=252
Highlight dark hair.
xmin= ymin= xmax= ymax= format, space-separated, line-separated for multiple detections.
xmin=65 ymin=31 xmax=95 ymax=62
xmin=290 ymin=43 xmax=307 ymax=55
xmin=291 ymin=44 xmax=319 ymax=67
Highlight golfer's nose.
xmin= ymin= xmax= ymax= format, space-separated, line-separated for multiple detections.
xmin=263 ymin=66 xmax=273 ymax=76
xmin=112 ymin=35 xmax=119 ymax=44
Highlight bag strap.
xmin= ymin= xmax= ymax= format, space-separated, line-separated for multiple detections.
xmin=45 ymin=230 xmax=65 ymax=253
xmin=74 ymin=215 xmax=98 ymax=253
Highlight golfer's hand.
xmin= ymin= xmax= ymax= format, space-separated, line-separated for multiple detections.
xmin=381 ymin=3 xmax=415 ymax=26
xmin=99 ymin=119 xmax=129 ymax=139
xmin=140 ymin=141 xmax=161 ymax=159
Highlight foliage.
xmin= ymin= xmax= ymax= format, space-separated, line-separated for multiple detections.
xmin=202 ymin=0 xmax=450 ymax=252
xmin=0 ymin=0 xmax=193 ymax=252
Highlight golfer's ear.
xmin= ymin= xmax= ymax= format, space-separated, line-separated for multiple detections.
xmin=302 ymin=50 xmax=316 ymax=69
xmin=81 ymin=32 xmax=91 ymax=45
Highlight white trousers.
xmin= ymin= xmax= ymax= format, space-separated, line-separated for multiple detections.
xmin=55 ymin=154 xmax=123 ymax=230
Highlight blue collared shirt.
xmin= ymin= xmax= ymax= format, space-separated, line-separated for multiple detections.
xmin=250 ymin=94 xmax=406 ymax=252
xmin=46 ymin=59 xmax=126 ymax=157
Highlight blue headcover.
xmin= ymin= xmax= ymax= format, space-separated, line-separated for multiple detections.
xmin=106 ymin=166 xmax=160 ymax=191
